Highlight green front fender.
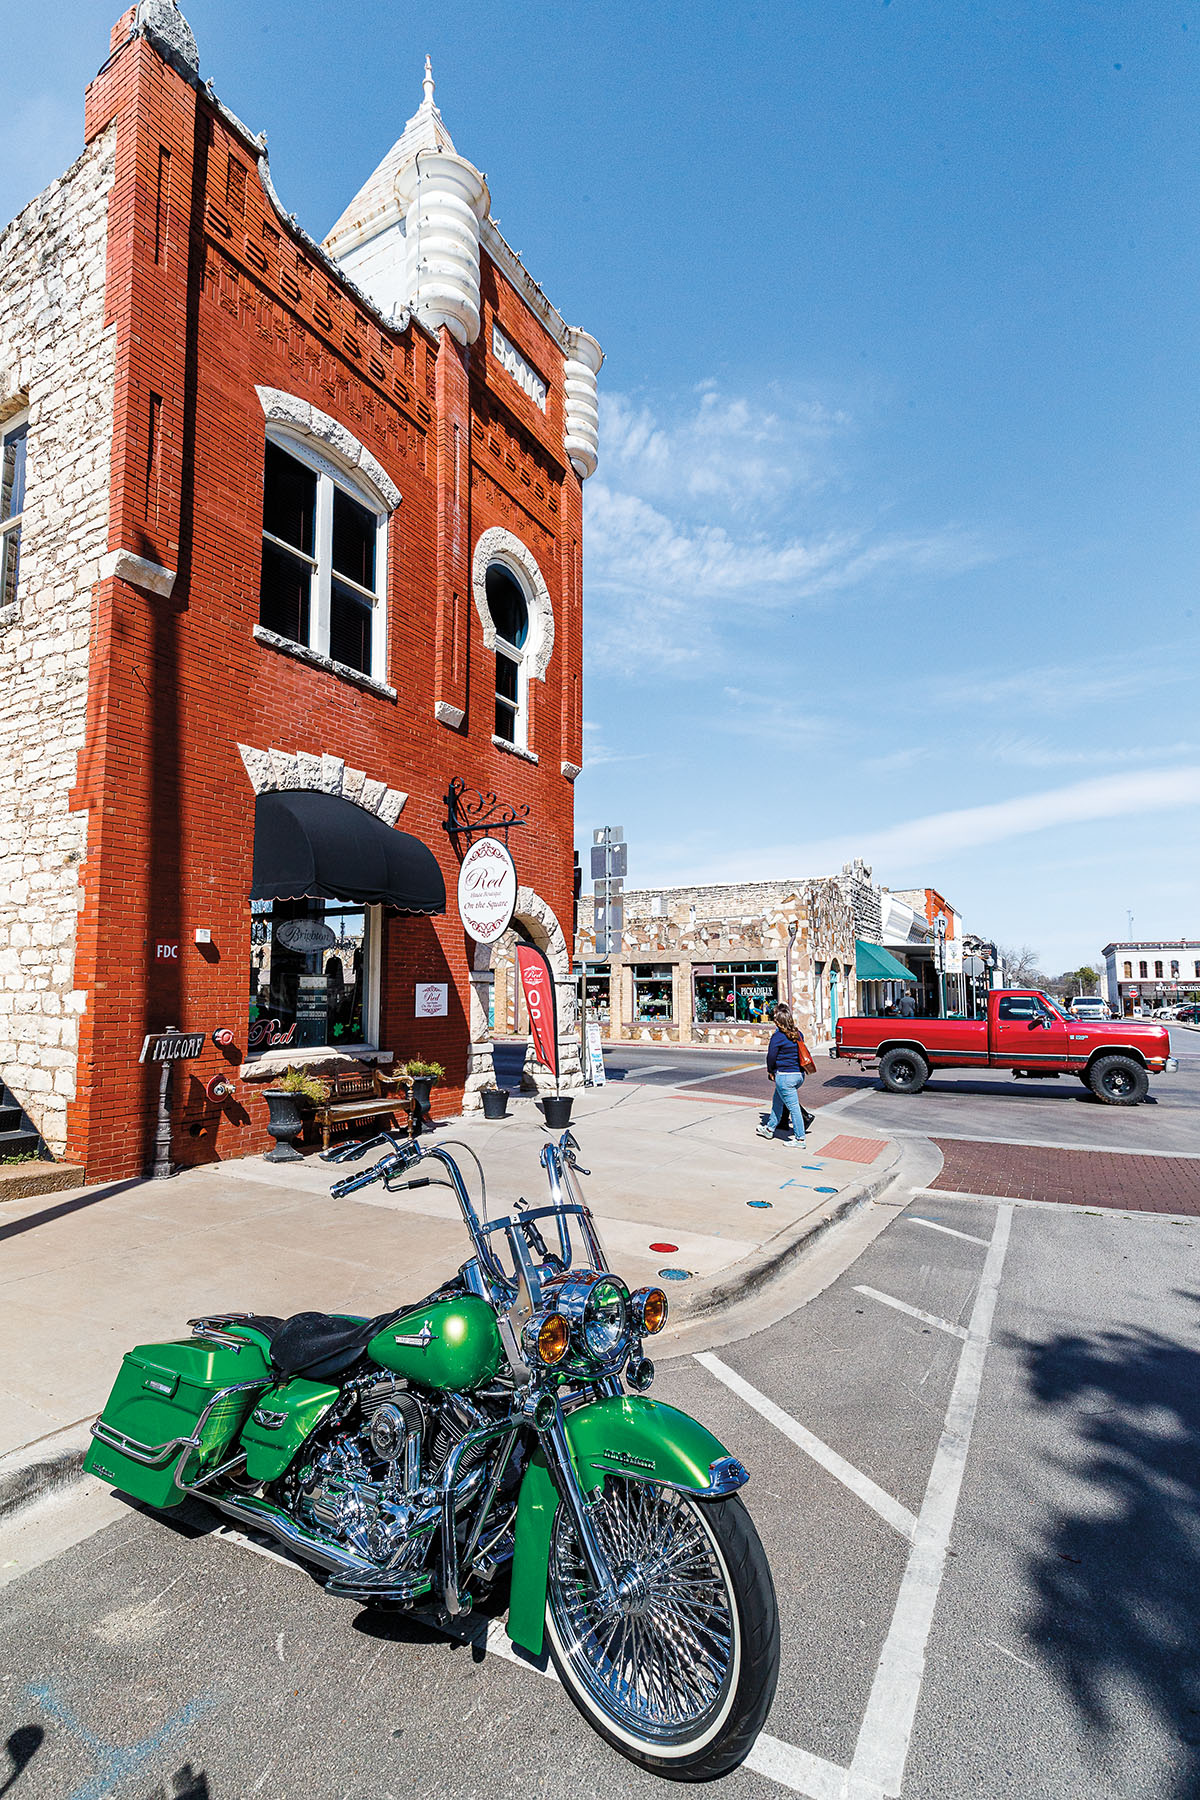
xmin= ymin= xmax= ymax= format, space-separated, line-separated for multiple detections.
xmin=506 ymin=1394 xmax=740 ymax=1655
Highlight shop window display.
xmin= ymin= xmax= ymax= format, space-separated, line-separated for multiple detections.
xmin=632 ymin=964 xmax=674 ymax=1023
xmin=694 ymin=960 xmax=779 ymax=1024
xmin=249 ymin=898 xmax=372 ymax=1050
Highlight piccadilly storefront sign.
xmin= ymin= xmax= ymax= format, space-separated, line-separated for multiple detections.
xmin=457 ymin=838 xmax=517 ymax=945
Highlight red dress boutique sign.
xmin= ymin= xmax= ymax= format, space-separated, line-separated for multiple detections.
xmin=457 ymin=838 xmax=518 ymax=945
xmin=516 ymin=942 xmax=558 ymax=1077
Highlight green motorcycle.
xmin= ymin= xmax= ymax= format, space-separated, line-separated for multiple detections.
xmin=85 ymin=1130 xmax=779 ymax=1778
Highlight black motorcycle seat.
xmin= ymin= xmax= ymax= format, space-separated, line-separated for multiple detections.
xmin=268 ymin=1309 xmax=398 ymax=1382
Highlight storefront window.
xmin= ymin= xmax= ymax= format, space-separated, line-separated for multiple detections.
xmin=632 ymin=964 xmax=674 ymax=1022
xmin=249 ymin=898 xmax=373 ymax=1051
xmin=694 ymin=960 xmax=778 ymax=1024
xmin=583 ymin=964 xmax=611 ymax=1024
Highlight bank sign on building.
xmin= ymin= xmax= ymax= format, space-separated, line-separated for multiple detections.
xmin=0 ymin=1 xmax=599 ymax=1180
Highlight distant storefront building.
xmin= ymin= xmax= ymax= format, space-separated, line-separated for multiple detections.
xmin=1101 ymin=941 xmax=1200 ymax=1014
xmin=575 ymin=876 xmax=858 ymax=1046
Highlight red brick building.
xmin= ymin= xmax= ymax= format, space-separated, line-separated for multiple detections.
xmin=0 ymin=2 xmax=599 ymax=1180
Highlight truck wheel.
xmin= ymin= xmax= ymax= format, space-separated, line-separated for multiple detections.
xmin=1086 ymin=1055 xmax=1148 ymax=1106
xmin=879 ymin=1048 xmax=930 ymax=1095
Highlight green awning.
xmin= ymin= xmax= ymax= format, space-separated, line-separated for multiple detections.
xmin=855 ymin=940 xmax=917 ymax=983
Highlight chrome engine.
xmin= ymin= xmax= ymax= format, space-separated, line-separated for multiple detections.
xmin=293 ymin=1378 xmax=489 ymax=1571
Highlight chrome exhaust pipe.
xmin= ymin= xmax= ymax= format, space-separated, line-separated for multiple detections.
xmin=184 ymin=1487 xmax=378 ymax=1580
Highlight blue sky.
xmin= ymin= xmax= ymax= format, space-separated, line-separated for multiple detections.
xmin=4 ymin=0 xmax=1198 ymax=970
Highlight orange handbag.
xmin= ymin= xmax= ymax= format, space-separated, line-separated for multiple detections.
xmin=798 ymin=1036 xmax=817 ymax=1075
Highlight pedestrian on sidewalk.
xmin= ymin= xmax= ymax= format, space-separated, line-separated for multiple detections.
xmin=756 ymin=1003 xmax=815 ymax=1146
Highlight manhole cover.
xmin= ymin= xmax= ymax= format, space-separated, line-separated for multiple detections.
xmin=658 ymin=1267 xmax=693 ymax=1281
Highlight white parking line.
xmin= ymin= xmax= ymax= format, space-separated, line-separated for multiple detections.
xmin=853 ymin=1286 xmax=969 ymax=1342
xmin=695 ymin=1353 xmax=918 ymax=1543
xmin=906 ymin=1216 xmax=991 ymax=1247
xmin=849 ymin=1202 xmax=1013 ymax=1795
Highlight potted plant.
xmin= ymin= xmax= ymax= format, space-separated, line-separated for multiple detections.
xmin=480 ymin=1086 xmax=509 ymax=1120
xmin=263 ymin=1069 xmax=329 ymax=1162
xmin=403 ymin=1060 xmax=444 ymax=1130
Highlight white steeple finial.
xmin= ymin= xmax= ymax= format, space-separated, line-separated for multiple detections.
xmin=423 ymin=55 xmax=435 ymax=107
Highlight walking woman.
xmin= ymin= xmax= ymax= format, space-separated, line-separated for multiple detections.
xmin=757 ymin=1002 xmax=814 ymax=1146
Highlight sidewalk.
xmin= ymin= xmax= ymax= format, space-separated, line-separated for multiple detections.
xmin=0 ymin=1079 xmax=905 ymax=1468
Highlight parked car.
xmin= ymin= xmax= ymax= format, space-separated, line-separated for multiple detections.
xmin=1066 ymin=996 xmax=1111 ymax=1020
xmin=833 ymin=988 xmax=1177 ymax=1105
xmin=1173 ymin=1003 xmax=1200 ymax=1025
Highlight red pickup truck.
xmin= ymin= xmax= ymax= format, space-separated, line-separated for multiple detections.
xmin=833 ymin=989 xmax=1177 ymax=1105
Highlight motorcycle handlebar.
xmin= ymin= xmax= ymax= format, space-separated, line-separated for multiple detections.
xmin=329 ymin=1162 xmax=392 ymax=1198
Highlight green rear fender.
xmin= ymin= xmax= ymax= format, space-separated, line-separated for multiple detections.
xmin=506 ymin=1394 xmax=738 ymax=1656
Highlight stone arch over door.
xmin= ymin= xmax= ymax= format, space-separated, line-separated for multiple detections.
xmin=464 ymin=885 xmax=581 ymax=1107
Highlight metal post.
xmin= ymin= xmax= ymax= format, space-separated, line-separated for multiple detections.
xmin=786 ymin=918 xmax=798 ymax=1009
xmin=152 ymin=1026 xmax=178 ymax=1179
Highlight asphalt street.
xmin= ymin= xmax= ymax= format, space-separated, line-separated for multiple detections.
xmin=4 ymin=1191 xmax=1200 ymax=1799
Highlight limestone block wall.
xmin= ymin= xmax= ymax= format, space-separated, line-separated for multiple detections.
xmin=0 ymin=132 xmax=117 ymax=1154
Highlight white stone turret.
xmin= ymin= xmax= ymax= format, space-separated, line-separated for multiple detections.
xmin=324 ymin=59 xmax=488 ymax=345
xmin=563 ymin=329 xmax=603 ymax=479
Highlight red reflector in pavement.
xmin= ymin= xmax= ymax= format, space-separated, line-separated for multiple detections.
xmin=649 ymin=1242 xmax=678 ymax=1253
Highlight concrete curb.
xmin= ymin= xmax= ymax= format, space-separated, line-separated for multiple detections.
xmin=673 ymin=1150 xmax=904 ymax=1325
xmin=0 ymin=1420 xmax=93 ymax=1525
xmin=0 ymin=1161 xmax=86 ymax=1203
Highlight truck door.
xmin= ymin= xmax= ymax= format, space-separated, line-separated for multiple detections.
xmin=992 ymin=994 xmax=1071 ymax=1068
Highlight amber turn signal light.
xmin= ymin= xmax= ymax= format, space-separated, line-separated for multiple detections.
xmin=536 ymin=1313 xmax=571 ymax=1365
xmin=631 ymin=1287 xmax=668 ymax=1335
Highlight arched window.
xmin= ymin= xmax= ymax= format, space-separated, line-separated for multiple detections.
xmin=1154 ymin=960 xmax=1164 ymax=979
xmin=1123 ymin=962 xmax=1132 ymax=979
xmin=486 ymin=562 xmax=530 ymax=745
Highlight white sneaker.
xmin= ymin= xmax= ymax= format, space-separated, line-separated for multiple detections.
xmin=755 ymin=1124 xmax=775 ymax=1140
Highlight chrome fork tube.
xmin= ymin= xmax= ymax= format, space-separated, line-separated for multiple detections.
xmin=542 ymin=1401 xmax=619 ymax=1601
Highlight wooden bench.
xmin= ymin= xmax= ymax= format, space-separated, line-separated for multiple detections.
xmin=309 ymin=1065 xmax=410 ymax=1153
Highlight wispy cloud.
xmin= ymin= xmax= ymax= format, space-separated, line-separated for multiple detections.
xmin=580 ymin=719 xmax=651 ymax=770
xmin=933 ymin=652 xmax=1191 ymax=712
xmin=584 ymin=385 xmax=991 ymax=676
xmin=653 ymin=765 xmax=1200 ymax=884
xmin=600 ymin=387 xmax=849 ymax=514
xmin=982 ymin=734 xmax=1200 ymax=769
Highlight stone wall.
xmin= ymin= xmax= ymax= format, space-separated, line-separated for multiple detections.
xmin=577 ymin=874 xmax=858 ymax=1045
xmin=0 ymin=132 xmax=116 ymax=1154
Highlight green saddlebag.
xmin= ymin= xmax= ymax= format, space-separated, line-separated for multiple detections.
xmin=83 ymin=1329 xmax=273 ymax=1509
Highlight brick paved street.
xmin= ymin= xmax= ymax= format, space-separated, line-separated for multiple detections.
xmin=930 ymin=1138 xmax=1200 ymax=1214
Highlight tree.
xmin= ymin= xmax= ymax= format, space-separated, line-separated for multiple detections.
xmin=1063 ymin=965 xmax=1099 ymax=995
xmin=998 ymin=943 xmax=1045 ymax=987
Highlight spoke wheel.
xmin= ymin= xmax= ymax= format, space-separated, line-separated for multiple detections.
xmin=544 ymin=1480 xmax=778 ymax=1778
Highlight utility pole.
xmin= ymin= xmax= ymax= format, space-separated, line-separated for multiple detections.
xmin=935 ymin=913 xmax=948 ymax=1018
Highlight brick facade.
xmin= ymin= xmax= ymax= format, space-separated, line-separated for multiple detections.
xmin=1 ymin=21 xmax=587 ymax=1180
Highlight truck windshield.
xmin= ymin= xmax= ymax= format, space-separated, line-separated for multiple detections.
xmin=1037 ymin=992 xmax=1068 ymax=1019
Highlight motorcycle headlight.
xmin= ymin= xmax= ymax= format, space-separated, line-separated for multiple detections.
xmin=582 ymin=1276 xmax=630 ymax=1362
xmin=630 ymin=1287 xmax=668 ymax=1336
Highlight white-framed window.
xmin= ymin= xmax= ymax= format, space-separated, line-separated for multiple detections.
xmin=1 ymin=412 xmax=28 ymax=611
xmin=258 ymin=433 xmax=388 ymax=680
xmin=486 ymin=560 xmax=530 ymax=745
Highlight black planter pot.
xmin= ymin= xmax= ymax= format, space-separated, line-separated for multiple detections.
xmin=409 ymin=1076 xmax=435 ymax=1115
xmin=263 ymin=1089 xmax=305 ymax=1162
xmin=541 ymin=1094 xmax=573 ymax=1129
xmin=481 ymin=1089 xmax=509 ymax=1120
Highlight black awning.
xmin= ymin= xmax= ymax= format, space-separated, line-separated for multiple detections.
xmin=251 ymin=790 xmax=446 ymax=913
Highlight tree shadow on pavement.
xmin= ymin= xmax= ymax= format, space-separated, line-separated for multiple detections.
xmin=1021 ymin=1296 xmax=1200 ymax=1798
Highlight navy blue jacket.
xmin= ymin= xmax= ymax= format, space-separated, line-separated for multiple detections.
xmin=766 ymin=1028 xmax=805 ymax=1078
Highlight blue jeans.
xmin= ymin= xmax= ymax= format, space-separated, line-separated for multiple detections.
xmin=767 ymin=1069 xmax=806 ymax=1141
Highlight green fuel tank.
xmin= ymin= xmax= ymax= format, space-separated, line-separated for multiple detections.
xmin=367 ymin=1296 xmax=501 ymax=1392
